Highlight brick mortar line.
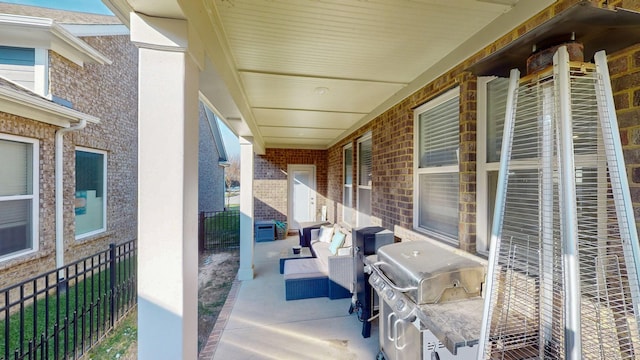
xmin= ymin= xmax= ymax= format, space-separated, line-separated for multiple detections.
xmin=198 ymin=278 xmax=242 ymax=360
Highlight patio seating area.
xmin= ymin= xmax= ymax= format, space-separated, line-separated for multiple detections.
xmin=203 ymin=235 xmax=379 ymax=360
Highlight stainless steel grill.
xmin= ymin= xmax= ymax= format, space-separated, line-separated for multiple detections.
xmin=375 ymin=241 xmax=485 ymax=305
xmin=479 ymin=46 xmax=640 ymax=359
xmin=367 ymin=241 xmax=486 ymax=359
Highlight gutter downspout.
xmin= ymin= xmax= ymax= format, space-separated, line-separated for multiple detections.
xmin=55 ymin=119 xmax=87 ymax=281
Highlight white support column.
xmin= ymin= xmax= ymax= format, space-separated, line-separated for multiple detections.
xmin=238 ymin=136 xmax=255 ymax=280
xmin=131 ymin=13 xmax=201 ymax=360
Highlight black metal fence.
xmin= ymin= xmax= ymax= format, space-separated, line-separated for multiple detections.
xmin=1 ymin=240 xmax=137 ymax=360
xmin=199 ymin=210 xmax=240 ymax=252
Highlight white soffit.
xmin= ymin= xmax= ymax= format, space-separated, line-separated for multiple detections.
xmin=260 ymin=126 xmax=345 ymax=139
xmin=262 ymin=136 xmax=334 ymax=149
xmin=61 ymin=24 xmax=130 ymax=37
xmin=217 ymin=0 xmax=513 ymax=82
xmin=253 ymin=108 xmax=363 ymax=128
xmin=211 ymin=0 xmax=525 ymax=149
xmin=240 ymin=71 xmax=406 ymax=113
xmin=107 ymin=0 xmax=557 ymax=150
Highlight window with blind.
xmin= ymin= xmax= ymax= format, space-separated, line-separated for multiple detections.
xmin=343 ymin=144 xmax=353 ymax=225
xmin=477 ymin=77 xmax=509 ymax=253
xmin=0 ymin=135 xmax=39 ymax=259
xmin=414 ymin=88 xmax=460 ymax=242
xmin=75 ymin=148 xmax=107 ymax=239
xmin=357 ymin=134 xmax=372 ymax=227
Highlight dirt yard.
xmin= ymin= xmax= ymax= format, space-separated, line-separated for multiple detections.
xmin=86 ymin=249 xmax=240 ymax=359
xmin=197 ymin=250 xmax=240 ymax=350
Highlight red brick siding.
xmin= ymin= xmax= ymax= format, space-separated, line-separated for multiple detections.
xmin=49 ymin=35 xmax=138 ymax=265
xmin=609 ymin=43 xmax=640 ymax=225
xmin=254 ymin=148 xmax=328 ymax=223
xmin=458 ymin=73 xmax=477 ymax=253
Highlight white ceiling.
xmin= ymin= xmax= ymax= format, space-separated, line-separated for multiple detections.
xmin=106 ymin=0 xmax=556 ymax=151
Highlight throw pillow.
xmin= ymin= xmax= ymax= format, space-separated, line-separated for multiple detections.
xmin=319 ymin=225 xmax=334 ymax=243
xmin=328 ymin=231 xmax=346 ymax=255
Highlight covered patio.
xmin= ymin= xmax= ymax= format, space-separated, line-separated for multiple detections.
xmin=100 ymin=0 xmax=640 ymax=358
xmin=199 ymin=236 xmax=379 ymax=360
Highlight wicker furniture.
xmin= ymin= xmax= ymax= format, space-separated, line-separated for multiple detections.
xmin=282 ymin=223 xmax=354 ymax=300
xmin=283 ymin=258 xmax=329 ymax=300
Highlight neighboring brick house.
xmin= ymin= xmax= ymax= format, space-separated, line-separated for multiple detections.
xmin=0 ymin=4 xmax=230 ymax=289
xmin=199 ymin=102 xmax=229 ymax=213
xmin=0 ymin=4 xmax=137 ymax=288
xmin=253 ymin=0 xmax=640 ymax=257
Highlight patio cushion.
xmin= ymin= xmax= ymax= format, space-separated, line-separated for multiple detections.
xmin=328 ymin=231 xmax=346 ymax=255
xmin=318 ymin=225 xmax=334 ymax=243
xmin=283 ymin=258 xmax=327 ymax=280
xmin=283 ymin=258 xmax=329 ymax=300
xmin=311 ymin=242 xmax=332 ymax=269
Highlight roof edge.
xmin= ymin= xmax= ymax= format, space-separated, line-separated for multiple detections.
xmin=0 ymin=13 xmax=112 ymax=66
xmin=0 ymin=84 xmax=100 ymax=127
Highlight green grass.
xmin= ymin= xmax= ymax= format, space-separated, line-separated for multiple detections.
xmin=203 ymin=210 xmax=240 ymax=249
xmin=204 ymin=210 xmax=239 ymax=230
xmin=83 ymin=308 xmax=137 ymax=360
xmin=0 ymin=258 xmax=135 ymax=360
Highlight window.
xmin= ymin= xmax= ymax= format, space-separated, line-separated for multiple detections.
xmin=0 ymin=46 xmax=49 ymax=96
xmin=0 ymin=134 xmax=39 ymax=259
xmin=414 ymin=88 xmax=460 ymax=243
xmin=75 ymin=148 xmax=106 ymax=238
xmin=343 ymin=144 xmax=353 ymax=225
xmin=357 ymin=134 xmax=372 ymax=227
xmin=477 ymin=77 xmax=509 ymax=253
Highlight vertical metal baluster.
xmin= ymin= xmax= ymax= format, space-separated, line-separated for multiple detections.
xmin=32 ymin=279 xmax=37 ymax=360
xmin=44 ymin=275 xmax=49 ymax=359
xmin=39 ymin=334 xmax=44 ymax=360
xmin=52 ymin=323 xmax=58 ymax=360
xmin=19 ymin=285 xmax=24 ymax=358
xmin=62 ymin=316 xmax=68 ymax=359
xmin=5 ymin=290 xmax=10 ymax=360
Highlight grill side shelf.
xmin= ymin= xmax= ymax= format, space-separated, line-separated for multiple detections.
xmin=416 ymin=297 xmax=485 ymax=355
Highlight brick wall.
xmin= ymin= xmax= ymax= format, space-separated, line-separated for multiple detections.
xmin=608 ymin=43 xmax=640 ymax=224
xmin=255 ymin=0 xmax=640 ymax=254
xmin=0 ymin=114 xmax=57 ymax=284
xmin=49 ymin=34 xmax=138 ymax=263
xmin=254 ymin=148 xmax=328 ymax=224
xmin=0 ymin=34 xmax=138 ymax=288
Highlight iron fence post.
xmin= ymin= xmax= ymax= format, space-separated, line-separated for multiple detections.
xmin=199 ymin=211 xmax=205 ymax=252
xmin=109 ymin=243 xmax=116 ymax=328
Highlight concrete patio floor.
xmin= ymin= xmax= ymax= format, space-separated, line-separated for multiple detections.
xmin=201 ymin=235 xmax=380 ymax=360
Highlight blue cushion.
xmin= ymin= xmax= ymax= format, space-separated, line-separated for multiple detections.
xmin=328 ymin=231 xmax=346 ymax=255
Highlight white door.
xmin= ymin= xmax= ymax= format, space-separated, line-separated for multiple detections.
xmin=288 ymin=165 xmax=316 ymax=229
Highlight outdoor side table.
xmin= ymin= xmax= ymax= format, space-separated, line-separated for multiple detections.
xmin=255 ymin=220 xmax=275 ymax=242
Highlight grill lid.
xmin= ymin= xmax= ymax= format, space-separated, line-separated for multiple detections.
xmin=376 ymin=241 xmax=486 ymax=304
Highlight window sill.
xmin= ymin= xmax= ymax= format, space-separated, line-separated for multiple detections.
xmin=75 ymin=230 xmax=114 ymax=244
xmin=0 ymin=248 xmax=51 ymax=271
